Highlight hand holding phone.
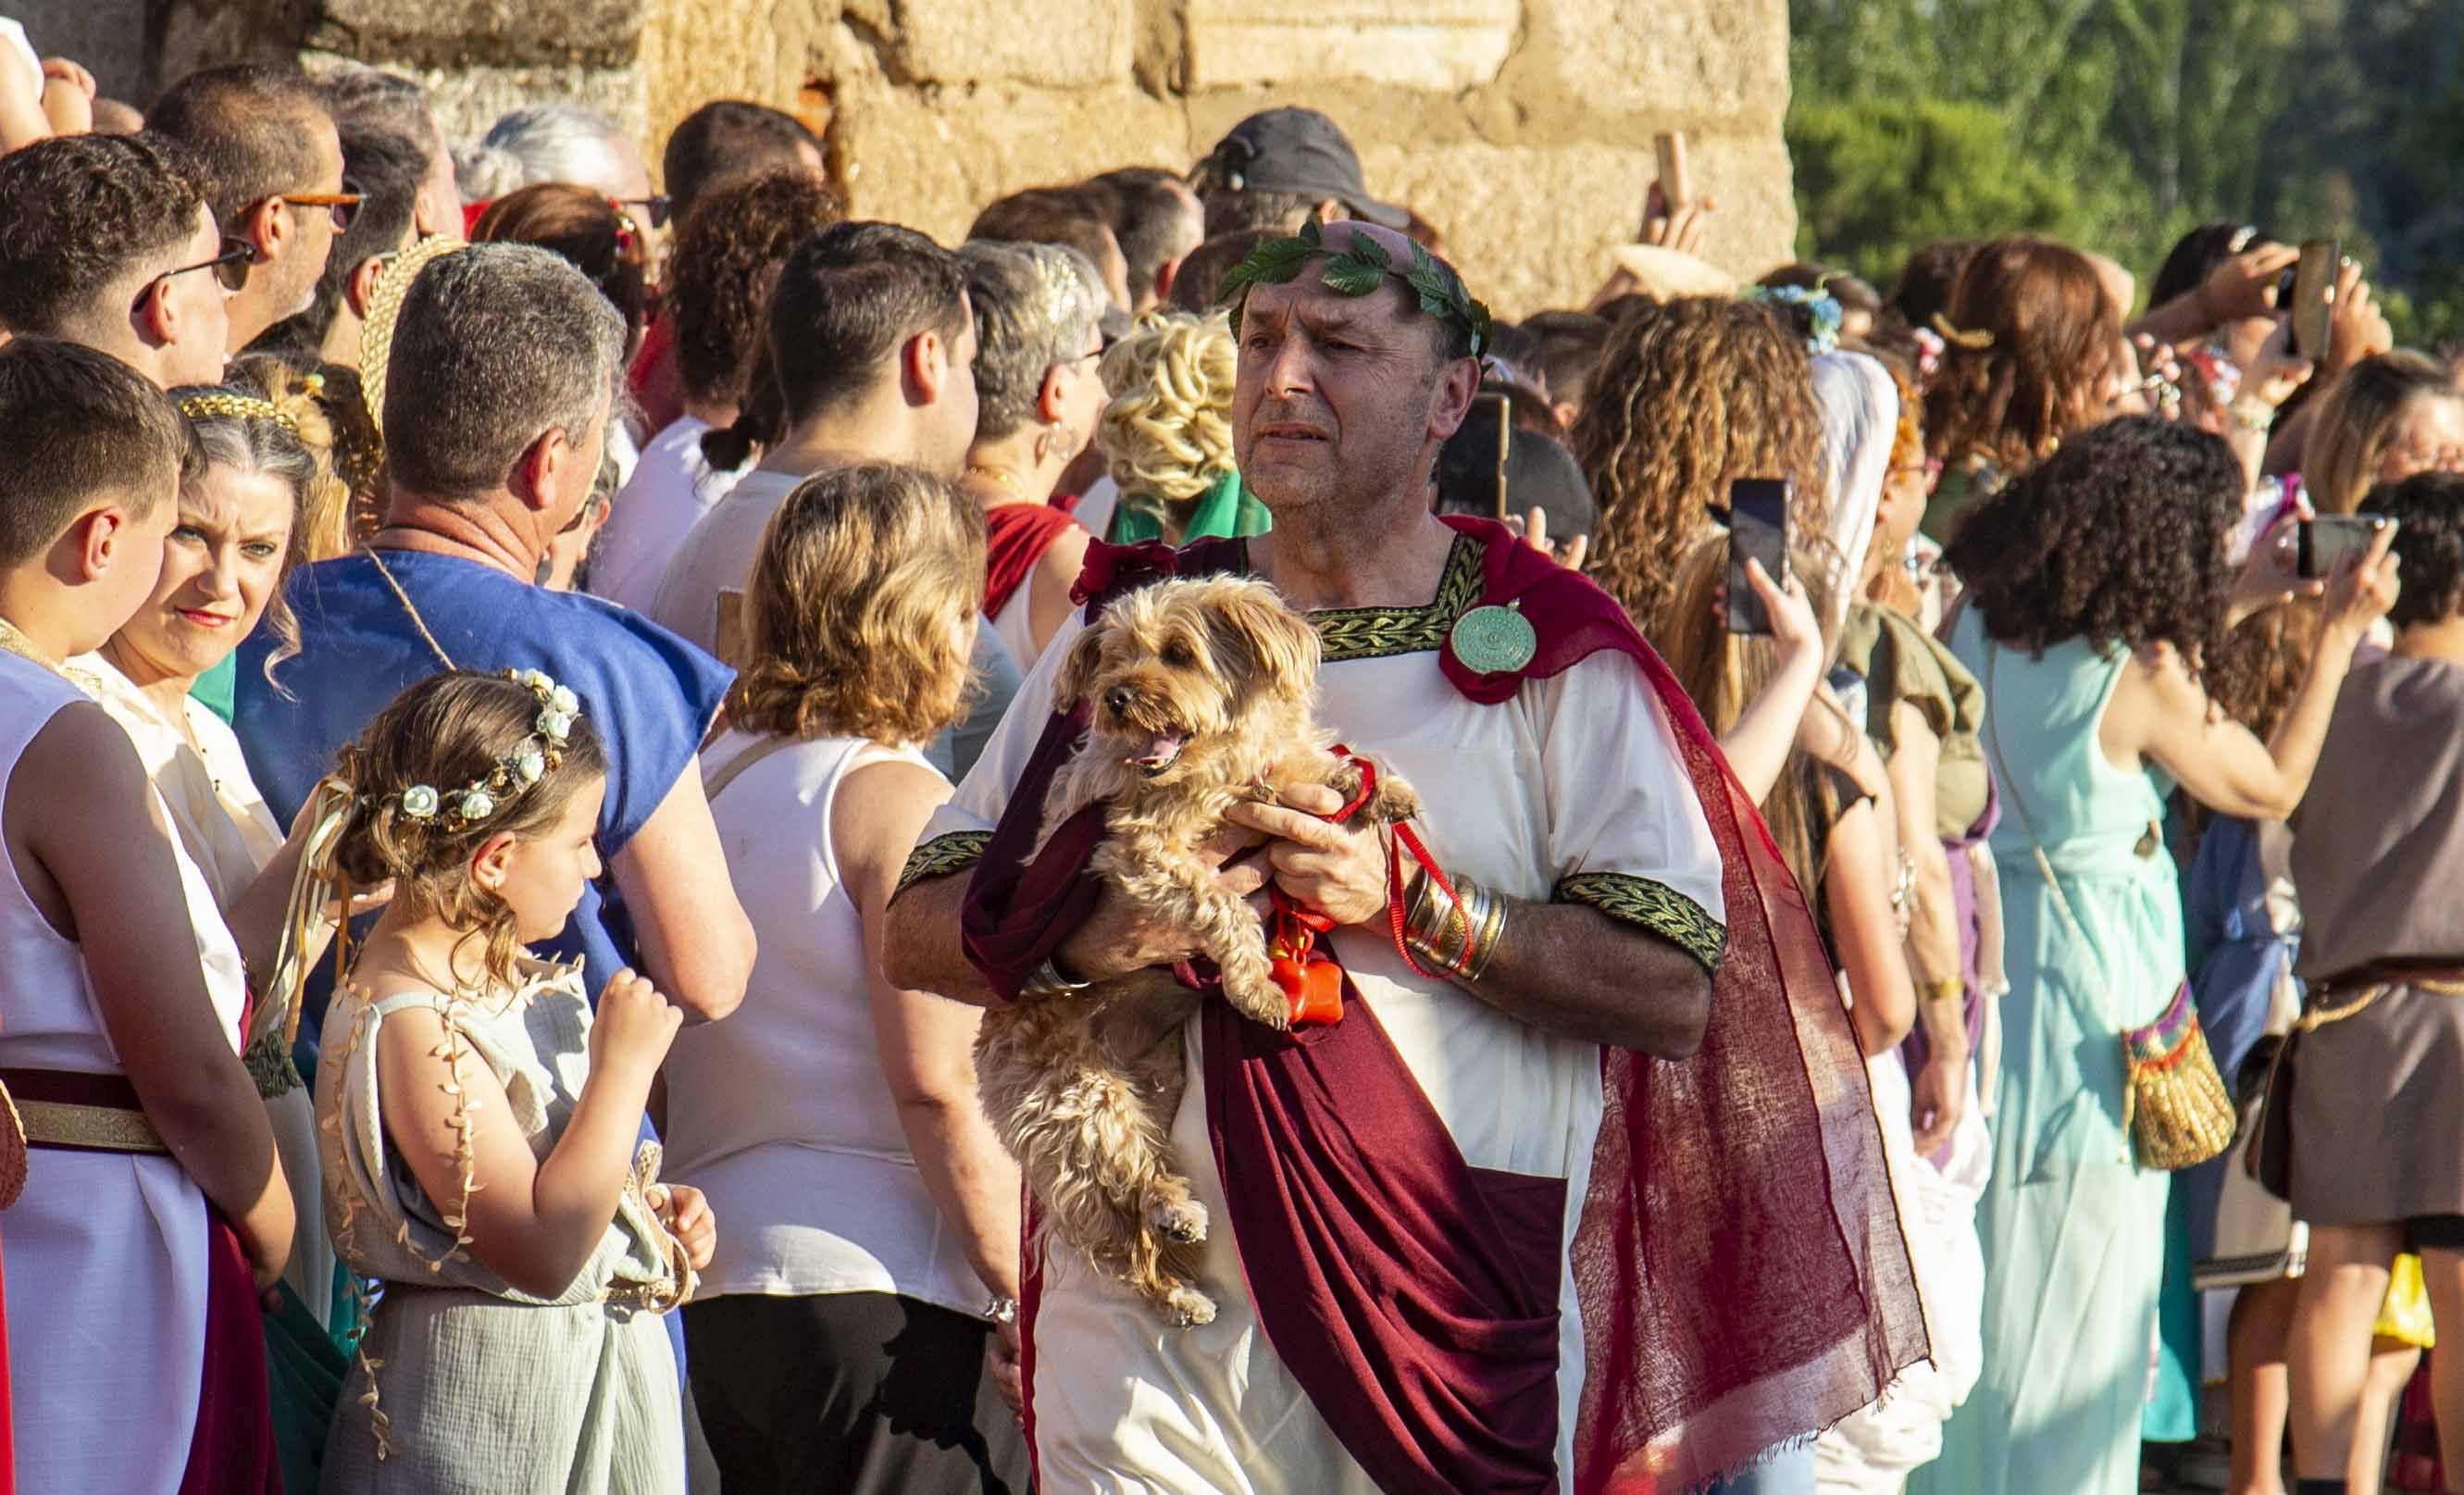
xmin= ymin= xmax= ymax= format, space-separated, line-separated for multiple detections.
xmin=2296 ymin=513 xmax=2386 ymax=580
xmin=1725 ymin=479 xmax=1789 ymax=635
xmin=2288 ymin=240 xmax=2339 ymax=358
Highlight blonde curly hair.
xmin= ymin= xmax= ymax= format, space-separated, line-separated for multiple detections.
xmin=1097 ymin=310 xmax=1238 ymax=541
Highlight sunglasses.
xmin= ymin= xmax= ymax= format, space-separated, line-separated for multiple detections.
xmin=614 ymin=194 xmax=671 ymax=230
xmin=133 ymin=236 xmax=253 ymax=312
xmin=282 ymin=177 xmax=366 ymax=232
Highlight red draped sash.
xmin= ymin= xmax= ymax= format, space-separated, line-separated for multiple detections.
xmin=960 ymin=517 xmax=1925 ymax=1492
xmin=983 ymin=503 xmax=1088 ymax=625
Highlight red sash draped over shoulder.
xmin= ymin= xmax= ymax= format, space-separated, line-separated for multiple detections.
xmin=983 ymin=503 xmax=1089 ymax=625
xmin=958 ymin=517 xmax=1924 ymax=1493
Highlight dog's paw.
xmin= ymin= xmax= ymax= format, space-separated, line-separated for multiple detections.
xmin=1163 ymin=1284 xmax=1218 ymax=1327
xmin=1148 ymin=1194 xmax=1209 ymax=1244
xmin=1216 ymin=948 xmax=1292 ymax=1029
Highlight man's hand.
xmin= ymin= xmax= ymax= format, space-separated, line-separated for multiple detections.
xmin=1909 ymin=1048 xmax=1967 ymax=1156
xmin=1054 ymin=825 xmax=1269 ymax=981
xmin=2198 ymin=242 xmax=2299 ymax=326
xmin=989 ymin=1318 xmax=1026 ymax=1421
xmin=1224 ymin=782 xmax=1393 ymax=928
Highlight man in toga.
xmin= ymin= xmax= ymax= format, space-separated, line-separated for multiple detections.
xmin=888 ymin=218 xmax=1923 ymax=1493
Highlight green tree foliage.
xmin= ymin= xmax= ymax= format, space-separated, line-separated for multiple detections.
xmin=1787 ymin=0 xmax=2463 ymax=340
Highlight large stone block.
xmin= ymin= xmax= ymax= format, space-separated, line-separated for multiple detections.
xmin=317 ymin=0 xmax=645 ymax=69
xmin=1185 ymin=0 xmax=1518 ymax=92
xmin=1359 ymin=128 xmax=1795 ymax=318
xmin=1523 ymin=0 xmax=1788 ymax=127
xmin=867 ymin=0 xmax=1133 ymax=89
xmin=832 ymin=78 xmax=1190 ymax=245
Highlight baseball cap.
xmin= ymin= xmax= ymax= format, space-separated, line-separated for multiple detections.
xmin=1201 ymin=107 xmax=1408 ymax=230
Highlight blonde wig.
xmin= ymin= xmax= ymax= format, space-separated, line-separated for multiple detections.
xmin=1097 ymin=310 xmax=1238 ymax=539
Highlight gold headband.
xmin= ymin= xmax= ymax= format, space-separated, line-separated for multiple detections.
xmin=180 ymin=392 xmax=300 ymax=436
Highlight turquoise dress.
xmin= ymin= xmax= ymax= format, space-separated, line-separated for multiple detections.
xmin=1914 ymin=617 xmax=2181 ymax=1495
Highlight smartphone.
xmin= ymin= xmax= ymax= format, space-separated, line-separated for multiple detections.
xmin=2288 ymin=239 xmax=2339 ymax=358
xmin=1462 ymin=392 xmax=1512 ymax=519
xmin=2297 ymin=513 xmax=2389 ymax=580
xmin=1725 ymin=479 xmax=1789 ymax=634
xmin=1653 ymin=131 xmax=1691 ymax=212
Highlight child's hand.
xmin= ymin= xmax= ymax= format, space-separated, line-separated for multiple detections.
xmin=589 ymin=968 xmax=682 ymax=1087
xmin=645 ymin=1182 xmax=716 ymax=1271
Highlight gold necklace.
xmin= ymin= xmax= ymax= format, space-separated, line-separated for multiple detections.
xmin=967 ymin=463 xmax=1029 ymax=503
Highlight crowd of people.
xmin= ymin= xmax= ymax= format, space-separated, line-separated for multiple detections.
xmin=4 ymin=19 xmax=2464 ymax=1495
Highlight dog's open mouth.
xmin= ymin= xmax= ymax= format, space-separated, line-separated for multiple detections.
xmin=1129 ymin=730 xmax=1188 ymax=777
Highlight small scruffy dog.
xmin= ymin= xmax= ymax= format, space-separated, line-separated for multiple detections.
xmin=975 ymin=574 xmax=1419 ymax=1327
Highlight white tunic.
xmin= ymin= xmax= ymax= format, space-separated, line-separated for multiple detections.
xmin=0 ymin=650 xmax=250 ymax=1494
xmin=911 ymin=532 xmax=1727 ymax=1493
xmin=72 ymin=650 xmax=335 ymax=1326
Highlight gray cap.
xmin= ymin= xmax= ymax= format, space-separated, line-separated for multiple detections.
xmin=1201 ymin=107 xmax=1408 ymax=230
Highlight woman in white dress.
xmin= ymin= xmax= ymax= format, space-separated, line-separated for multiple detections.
xmin=68 ymin=365 xmax=367 ymax=1482
xmin=663 ymin=462 xmax=1032 ymax=1493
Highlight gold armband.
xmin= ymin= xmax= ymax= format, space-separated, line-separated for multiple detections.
xmin=1920 ymin=976 xmax=1965 ymax=1005
xmin=1404 ymin=869 xmax=1507 ymax=980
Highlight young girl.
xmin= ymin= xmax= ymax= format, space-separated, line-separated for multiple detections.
xmin=311 ymin=669 xmax=715 ymax=1494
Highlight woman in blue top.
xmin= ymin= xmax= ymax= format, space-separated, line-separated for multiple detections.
xmin=1912 ymin=417 xmax=2395 ymax=1495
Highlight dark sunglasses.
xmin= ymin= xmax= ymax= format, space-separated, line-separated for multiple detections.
xmin=615 ymin=194 xmax=671 ymax=230
xmin=133 ymin=236 xmax=253 ymax=313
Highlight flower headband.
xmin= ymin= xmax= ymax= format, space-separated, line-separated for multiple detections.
xmin=390 ymin=669 xmax=583 ymax=830
xmin=180 ymin=392 xmax=299 ymax=436
xmin=1744 ymin=282 xmax=1844 ymax=355
xmin=1216 ymin=215 xmax=1493 ymax=358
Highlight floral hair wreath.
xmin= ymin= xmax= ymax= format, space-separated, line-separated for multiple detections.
xmin=390 ymin=669 xmax=583 ymax=831
xmin=1216 ymin=215 xmax=1494 ymax=359
xmin=1744 ymin=282 xmax=1845 ymax=356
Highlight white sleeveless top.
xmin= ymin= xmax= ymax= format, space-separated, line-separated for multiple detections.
xmin=0 ymin=648 xmax=249 ymax=1492
xmin=662 ymin=728 xmax=985 ymax=1314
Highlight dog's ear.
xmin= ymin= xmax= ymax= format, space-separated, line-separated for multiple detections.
xmin=1209 ymin=580 xmax=1321 ymax=701
xmin=1052 ymin=624 xmax=1108 ymax=710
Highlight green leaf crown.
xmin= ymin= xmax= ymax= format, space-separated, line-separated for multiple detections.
xmin=1215 ymin=216 xmax=1493 ymax=358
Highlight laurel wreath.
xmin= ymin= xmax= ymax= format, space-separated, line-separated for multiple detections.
xmin=1216 ymin=216 xmax=1493 ymax=357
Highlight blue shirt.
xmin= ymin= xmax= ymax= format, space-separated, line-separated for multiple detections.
xmin=234 ymin=549 xmax=733 ymax=1027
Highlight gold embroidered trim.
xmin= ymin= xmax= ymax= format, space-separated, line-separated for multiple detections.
xmin=897 ymin=829 xmax=993 ymax=897
xmin=1304 ymin=533 xmax=1486 ymax=663
xmin=1555 ymin=872 xmax=1728 ymax=976
xmin=18 ymin=1097 xmax=168 ymax=1153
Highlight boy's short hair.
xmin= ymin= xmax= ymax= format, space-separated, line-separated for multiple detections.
xmin=0 ymin=339 xmax=196 ymax=566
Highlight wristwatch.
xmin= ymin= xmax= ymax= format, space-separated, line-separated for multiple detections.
xmin=1020 ymin=953 xmax=1090 ymax=1001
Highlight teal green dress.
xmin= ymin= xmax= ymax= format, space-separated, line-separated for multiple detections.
xmin=1104 ymin=469 xmax=1273 ymax=544
xmin=1914 ymin=615 xmax=2181 ymax=1495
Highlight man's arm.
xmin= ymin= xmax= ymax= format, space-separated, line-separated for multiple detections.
xmin=1228 ymin=789 xmax=1715 ymax=1058
xmin=610 ymin=765 xmax=754 ymax=1021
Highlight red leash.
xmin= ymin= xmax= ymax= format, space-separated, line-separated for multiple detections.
xmin=1266 ymin=751 xmax=1467 ymax=1026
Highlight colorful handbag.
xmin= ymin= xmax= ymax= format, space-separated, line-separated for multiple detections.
xmin=1985 ymin=648 xmax=2237 ymax=1171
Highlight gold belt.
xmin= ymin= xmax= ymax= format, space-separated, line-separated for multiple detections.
xmin=0 ymin=1069 xmax=168 ymax=1154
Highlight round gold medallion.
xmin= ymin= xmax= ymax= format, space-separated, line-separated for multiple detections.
xmin=1449 ymin=603 xmax=1537 ymax=675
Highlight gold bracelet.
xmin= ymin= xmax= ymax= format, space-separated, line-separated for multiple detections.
xmin=1404 ymin=872 xmax=1510 ymax=981
xmin=1463 ymin=888 xmax=1508 ymax=979
xmin=1920 ymin=976 xmax=1964 ymax=1004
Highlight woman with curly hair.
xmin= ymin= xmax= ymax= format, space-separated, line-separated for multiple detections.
xmin=1921 ymin=235 xmax=2122 ymax=539
xmin=2300 ymin=350 xmax=2464 ymax=516
xmin=1572 ymin=294 xmax=1825 ymax=634
xmin=662 ymin=462 xmax=1030 ymax=1494
xmin=591 ymin=170 xmax=841 ymax=612
xmin=1912 ymin=417 xmax=2396 ymax=1495
xmin=1091 ymin=309 xmax=1270 ymax=544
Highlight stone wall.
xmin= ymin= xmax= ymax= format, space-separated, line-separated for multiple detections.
xmin=13 ymin=0 xmax=1796 ymax=317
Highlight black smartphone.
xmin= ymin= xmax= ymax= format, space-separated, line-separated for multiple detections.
xmin=1725 ymin=479 xmax=1789 ymax=634
xmin=2289 ymin=239 xmax=2338 ymax=357
xmin=2297 ymin=513 xmax=2390 ymax=580
xmin=1449 ymin=392 xmax=1508 ymax=519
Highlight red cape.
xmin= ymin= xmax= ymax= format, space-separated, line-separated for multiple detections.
xmin=984 ymin=503 xmax=1087 ymax=623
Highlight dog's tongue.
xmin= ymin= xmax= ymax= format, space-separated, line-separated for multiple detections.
xmin=1132 ymin=730 xmax=1187 ymax=768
